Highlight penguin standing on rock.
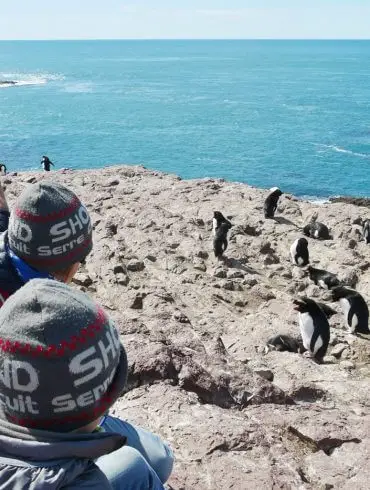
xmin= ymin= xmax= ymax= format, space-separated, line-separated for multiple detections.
xmin=264 ymin=187 xmax=282 ymax=219
xmin=290 ymin=237 xmax=309 ymax=266
xmin=331 ymin=286 xmax=369 ymax=334
xmin=363 ymin=219 xmax=370 ymax=244
xmin=212 ymin=211 xmax=232 ymax=236
xmin=293 ymin=297 xmax=330 ymax=363
xmin=213 ymin=222 xmax=232 ymax=259
xmin=307 ymin=265 xmax=340 ymax=290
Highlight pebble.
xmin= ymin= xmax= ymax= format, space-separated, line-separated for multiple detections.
xmin=213 ymin=268 xmax=227 ymax=278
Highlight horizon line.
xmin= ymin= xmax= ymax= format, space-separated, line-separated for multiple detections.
xmin=0 ymin=38 xmax=370 ymax=42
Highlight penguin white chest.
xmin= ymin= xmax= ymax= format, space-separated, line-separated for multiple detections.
xmin=299 ymin=312 xmax=323 ymax=354
xmin=290 ymin=241 xmax=298 ymax=263
xmin=299 ymin=313 xmax=314 ymax=351
xmin=212 ymin=218 xmax=217 ymax=236
xmin=339 ymin=298 xmax=352 ymax=330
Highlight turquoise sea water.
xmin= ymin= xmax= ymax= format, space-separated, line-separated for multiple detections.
xmin=1 ymin=40 xmax=370 ymax=198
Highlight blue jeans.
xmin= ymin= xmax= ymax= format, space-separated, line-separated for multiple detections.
xmin=101 ymin=416 xmax=174 ymax=484
xmin=96 ymin=445 xmax=165 ymax=490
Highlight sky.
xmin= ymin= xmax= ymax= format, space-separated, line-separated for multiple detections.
xmin=0 ymin=0 xmax=370 ymax=40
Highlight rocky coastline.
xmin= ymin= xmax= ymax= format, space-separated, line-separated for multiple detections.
xmin=3 ymin=165 xmax=370 ymax=489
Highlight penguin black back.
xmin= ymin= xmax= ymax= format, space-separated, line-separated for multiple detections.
xmin=332 ymin=286 xmax=369 ymax=334
xmin=213 ymin=211 xmax=232 ymax=235
xmin=290 ymin=237 xmax=309 ymax=266
xmin=213 ymin=222 xmax=231 ymax=259
xmin=264 ymin=187 xmax=282 ymax=219
xmin=307 ymin=265 xmax=340 ymax=290
xmin=303 ymin=221 xmax=331 ymax=240
xmin=317 ymin=302 xmax=337 ymax=319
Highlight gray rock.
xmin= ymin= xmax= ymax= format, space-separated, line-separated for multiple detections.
xmin=195 ymin=250 xmax=209 ymax=260
xmin=340 ymin=360 xmax=355 ymax=370
xmin=253 ymin=368 xmax=274 ymax=382
xmin=260 ymin=241 xmax=274 ymax=254
xmin=227 ymin=270 xmax=244 ymax=279
xmin=103 ymin=178 xmax=120 ymax=186
xmin=242 ymin=276 xmax=258 ymax=287
xmin=330 ymin=343 xmax=348 ymax=358
xmin=193 ymin=259 xmax=207 ymax=272
xmin=145 ymin=255 xmax=157 ymax=262
xmin=72 ymin=274 xmax=93 ymax=288
xmin=127 ymin=260 xmax=145 ymax=272
xmin=213 ymin=267 xmax=227 ymax=278
xmin=221 ymin=280 xmax=236 ymax=291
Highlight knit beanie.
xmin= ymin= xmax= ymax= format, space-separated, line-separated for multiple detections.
xmin=0 ymin=279 xmax=128 ymax=432
xmin=8 ymin=182 xmax=93 ymax=272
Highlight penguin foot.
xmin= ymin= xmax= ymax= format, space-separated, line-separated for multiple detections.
xmin=302 ymin=351 xmax=314 ymax=359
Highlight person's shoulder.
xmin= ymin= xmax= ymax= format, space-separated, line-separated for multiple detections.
xmin=63 ymin=463 xmax=112 ymax=489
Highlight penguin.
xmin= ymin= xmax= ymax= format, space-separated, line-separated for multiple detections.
xmin=303 ymin=220 xmax=331 ymax=240
xmin=317 ymin=302 xmax=337 ymax=319
xmin=307 ymin=265 xmax=340 ymax=290
xmin=264 ymin=187 xmax=282 ymax=219
xmin=363 ymin=219 xmax=370 ymax=244
xmin=331 ymin=286 xmax=369 ymax=334
xmin=264 ymin=334 xmax=303 ymax=354
xmin=290 ymin=237 xmax=309 ymax=266
xmin=293 ymin=297 xmax=330 ymax=362
xmin=213 ymin=222 xmax=232 ymax=259
xmin=212 ymin=211 xmax=232 ymax=236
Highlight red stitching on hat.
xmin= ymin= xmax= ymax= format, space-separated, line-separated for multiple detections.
xmin=15 ymin=196 xmax=80 ymax=223
xmin=0 ymin=307 xmax=106 ymax=357
xmin=24 ymin=237 xmax=92 ymax=267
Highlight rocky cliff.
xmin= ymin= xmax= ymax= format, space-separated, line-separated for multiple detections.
xmin=3 ymin=166 xmax=370 ymax=489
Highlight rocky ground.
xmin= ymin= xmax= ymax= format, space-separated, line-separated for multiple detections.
xmin=3 ymin=165 xmax=370 ymax=489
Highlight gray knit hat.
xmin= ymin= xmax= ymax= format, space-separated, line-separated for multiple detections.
xmin=0 ymin=279 xmax=127 ymax=432
xmin=8 ymin=182 xmax=93 ymax=272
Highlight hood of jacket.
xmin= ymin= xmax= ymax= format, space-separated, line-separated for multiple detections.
xmin=0 ymin=417 xmax=126 ymax=461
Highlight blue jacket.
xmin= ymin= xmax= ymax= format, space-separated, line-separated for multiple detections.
xmin=0 ymin=211 xmax=52 ymax=307
xmin=0 ymin=231 xmax=24 ymax=307
xmin=0 ymin=418 xmax=126 ymax=489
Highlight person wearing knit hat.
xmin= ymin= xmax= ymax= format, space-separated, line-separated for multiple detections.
xmin=0 ymin=181 xmax=93 ymax=307
xmin=0 ymin=180 xmax=174 ymax=484
xmin=0 ymin=279 xmax=166 ymax=489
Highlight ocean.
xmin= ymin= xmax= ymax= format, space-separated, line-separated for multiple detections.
xmin=1 ymin=40 xmax=370 ymax=199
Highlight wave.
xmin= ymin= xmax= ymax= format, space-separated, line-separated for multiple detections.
xmin=299 ymin=196 xmax=330 ymax=205
xmin=0 ymin=72 xmax=64 ymax=88
xmin=314 ymin=143 xmax=370 ymax=159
